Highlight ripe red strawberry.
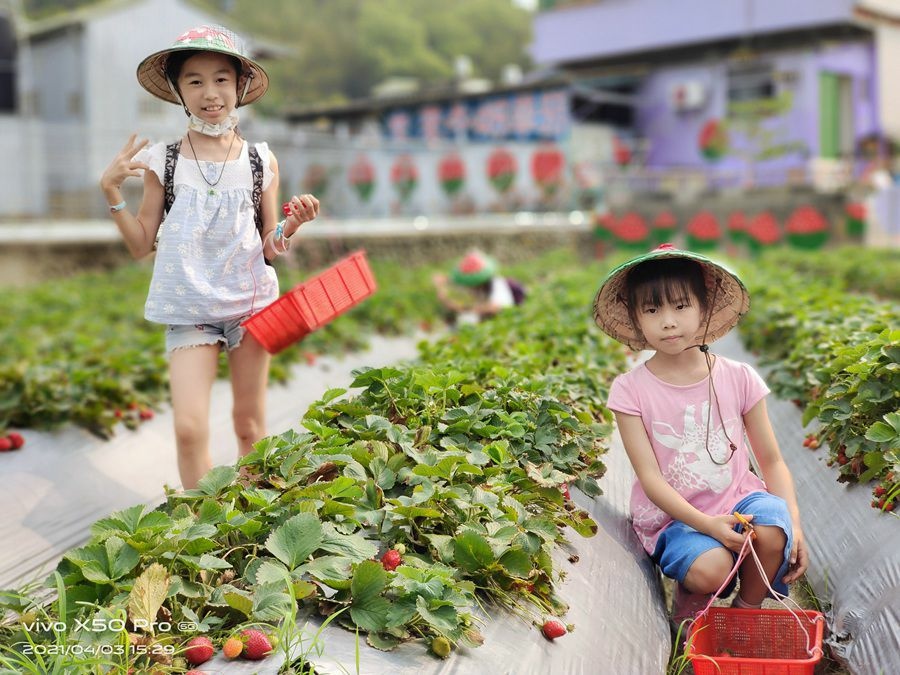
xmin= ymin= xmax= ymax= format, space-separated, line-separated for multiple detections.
xmin=139 ymin=408 xmax=154 ymax=420
xmin=7 ymin=433 xmax=24 ymax=449
xmin=561 ymin=484 xmax=571 ymax=500
xmin=184 ymin=636 xmax=214 ymax=665
xmin=241 ymin=629 xmax=273 ymax=660
xmin=222 ymin=636 xmax=243 ymax=659
xmin=303 ymin=351 xmax=317 ymax=366
xmin=0 ymin=437 xmax=12 ymax=452
xmin=185 ymin=671 xmax=207 ymax=675
xmin=874 ymin=486 xmax=887 ymax=497
xmin=541 ymin=619 xmax=567 ymax=640
xmin=381 ymin=549 xmax=402 ymax=571
xmin=282 ymin=202 xmax=292 ymax=216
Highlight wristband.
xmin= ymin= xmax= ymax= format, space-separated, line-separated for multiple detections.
xmin=109 ymin=200 xmax=127 ymax=213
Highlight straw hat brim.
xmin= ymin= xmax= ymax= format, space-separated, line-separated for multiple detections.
xmin=592 ymin=248 xmax=749 ymax=351
xmin=136 ymin=46 xmax=269 ymax=106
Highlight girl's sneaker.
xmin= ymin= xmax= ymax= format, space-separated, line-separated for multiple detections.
xmin=672 ymin=583 xmax=713 ymax=625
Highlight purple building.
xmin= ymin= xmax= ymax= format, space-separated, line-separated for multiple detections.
xmin=531 ymin=0 xmax=900 ymax=189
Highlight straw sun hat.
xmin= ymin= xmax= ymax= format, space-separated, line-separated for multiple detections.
xmin=136 ymin=25 xmax=269 ymax=106
xmin=592 ymin=243 xmax=749 ymax=351
xmin=451 ymin=250 xmax=498 ymax=286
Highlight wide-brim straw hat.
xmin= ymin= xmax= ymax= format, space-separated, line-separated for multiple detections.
xmin=136 ymin=25 xmax=269 ymax=106
xmin=593 ymin=243 xmax=749 ymax=351
xmin=451 ymin=250 xmax=498 ymax=286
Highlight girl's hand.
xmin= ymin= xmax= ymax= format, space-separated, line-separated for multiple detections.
xmin=782 ymin=527 xmax=808 ymax=583
xmin=283 ymin=194 xmax=320 ymax=235
xmin=100 ymin=134 xmax=149 ymax=192
xmin=706 ymin=513 xmax=754 ymax=553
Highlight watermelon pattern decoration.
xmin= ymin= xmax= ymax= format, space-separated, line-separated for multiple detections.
xmin=531 ymin=145 xmax=565 ymax=196
xmin=652 ymin=211 xmax=678 ymax=245
xmin=699 ymin=119 xmax=728 ymax=162
xmin=302 ymin=163 xmax=329 ymax=196
xmin=746 ymin=211 xmax=782 ymax=255
xmin=593 ymin=212 xmax=616 ymax=241
xmin=845 ymin=202 xmax=866 ymax=237
xmin=685 ymin=211 xmax=722 ymax=251
xmin=438 ymin=153 xmax=466 ymax=197
xmin=786 ymin=205 xmax=830 ymax=250
xmin=727 ymin=211 xmax=748 ymax=244
xmin=614 ymin=212 xmax=650 ymax=251
xmin=348 ymin=155 xmax=375 ymax=202
xmin=487 ymin=148 xmax=517 ymax=194
xmin=391 ymin=154 xmax=418 ymax=202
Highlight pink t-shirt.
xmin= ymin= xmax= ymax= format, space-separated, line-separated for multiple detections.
xmin=607 ymin=356 xmax=769 ymax=554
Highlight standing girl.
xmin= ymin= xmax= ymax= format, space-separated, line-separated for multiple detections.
xmin=100 ymin=25 xmax=319 ymax=489
xmin=593 ymin=244 xmax=808 ymax=623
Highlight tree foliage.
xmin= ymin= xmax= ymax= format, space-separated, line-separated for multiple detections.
xmin=24 ymin=0 xmax=532 ymax=111
xmin=195 ymin=0 xmax=534 ymax=112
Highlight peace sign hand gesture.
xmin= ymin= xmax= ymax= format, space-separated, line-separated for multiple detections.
xmin=100 ymin=134 xmax=150 ymax=192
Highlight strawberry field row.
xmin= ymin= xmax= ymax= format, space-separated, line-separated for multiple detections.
xmin=736 ymin=248 xmax=900 ymax=512
xmin=0 ymin=260 xmax=445 ymax=438
xmin=748 ymin=246 xmax=899 ymax=300
xmin=0 ymin=256 xmax=628 ymax=672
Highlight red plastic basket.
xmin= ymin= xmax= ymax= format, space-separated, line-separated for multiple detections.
xmin=687 ymin=607 xmax=824 ymax=675
xmin=243 ymin=250 xmax=377 ymax=354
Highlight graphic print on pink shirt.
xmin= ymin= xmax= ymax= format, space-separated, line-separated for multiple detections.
xmin=607 ymin=356 xmax=769 ymax=554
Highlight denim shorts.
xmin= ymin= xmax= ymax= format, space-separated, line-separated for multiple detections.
xmin=165 ymin=316 xmax=248 ymax=354
xmin=651 ymin=491 xmax=793 ymax=597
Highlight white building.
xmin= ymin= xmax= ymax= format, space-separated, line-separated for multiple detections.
xmin=2 ymin=0 xmax=272 ymax=217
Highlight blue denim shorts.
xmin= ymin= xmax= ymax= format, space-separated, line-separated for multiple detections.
xmin=165 ymin=316 xmax=248 ymax=354
xmin=651 ymin=491 xmax=793 ymax=597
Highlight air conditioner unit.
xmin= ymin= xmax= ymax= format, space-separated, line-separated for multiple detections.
xmin=670 ymin=81 xmax=707 ymax=112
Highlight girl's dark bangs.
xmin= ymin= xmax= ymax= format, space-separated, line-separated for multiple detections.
xmin=634 ymin=276 xmax=695 ymax=308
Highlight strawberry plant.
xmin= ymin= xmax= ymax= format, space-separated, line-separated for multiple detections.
xmin=0 ymin=256 xmax=628 ymax=666
xmin=738 ymin=249 xmax=900 ymax=510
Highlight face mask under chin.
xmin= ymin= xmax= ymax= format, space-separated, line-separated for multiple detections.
xmin=187 ymin=112 xmax=240 ymax=137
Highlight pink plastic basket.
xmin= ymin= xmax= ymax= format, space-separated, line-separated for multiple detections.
xmin=243 ymin=250 xmax=377 ymax=354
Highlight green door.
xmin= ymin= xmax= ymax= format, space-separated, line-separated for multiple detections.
xmin=819 ymin=72 xmax=841 ymax=159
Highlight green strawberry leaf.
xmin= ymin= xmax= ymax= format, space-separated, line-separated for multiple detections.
xmin=265 ymin=512 xmax=324 ymax=570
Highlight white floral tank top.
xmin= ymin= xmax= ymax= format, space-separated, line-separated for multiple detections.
xmin=135 ymin=140 xmax=279 ymax=325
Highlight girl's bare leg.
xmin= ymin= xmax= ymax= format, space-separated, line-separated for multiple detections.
xmin=228 ymin=334 xmax=271 ymax=457
xmin=169 ymin=345 xmax=220 ymax=489
xmin=736 ymin=525 xmax=787 ymax=605
xmin=682 ymin=547 xmax=734 ymax=594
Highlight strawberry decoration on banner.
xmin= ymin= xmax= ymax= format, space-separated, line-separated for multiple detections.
xmin=698 ymin=119 xmax=728 ymax=162
xmin=685 ymin=211 xmax=722 ymax=251
xmin=437 ymin=153 xmax=466 ymax=197
xmin=390 ymin=154 xmax=418 ymax=202
xmin=652 ymin=211 xmax=678 ymax=245
xmin=302 ymin=163 xmax=329 ymax=196
xmin=348 ymin=155 xmax=375 ymax=202
xmin=844 ymin=202 xmax=866 ymax=237
xmin=746 ymin=211 xmax=782 ymax=255
xmin=531 ymin=144 xmax=565 ymax=196
xmin=593 ymin=212 xmax=616 ymax=242
xmin=614 ymin=212 xmax=650 ymax=250
xmin=786 ymin=205 xmax=830 ymax=250
xmin=727 ymin=211 xmax=748 ymax=244
xmin=486 ymin=147 xmax=517 ymax=194
xmin=613 ymin=136 xmax=632 ymax=167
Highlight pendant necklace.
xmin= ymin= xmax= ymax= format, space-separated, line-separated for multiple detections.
xmin=186 ymin=130 xmax=237 ymax=196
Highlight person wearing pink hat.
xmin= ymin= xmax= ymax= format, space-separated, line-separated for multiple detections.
xmin=432 ymin=250 xmax=524 ymax=325
xmin=594 ymin=244 xmax=807 ymax=626
xmin=99 ymin=25 xmax=320 ymax=489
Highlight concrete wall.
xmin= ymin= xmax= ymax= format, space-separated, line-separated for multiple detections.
xmin=0 ymin=116 xmax=45 ymax=216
